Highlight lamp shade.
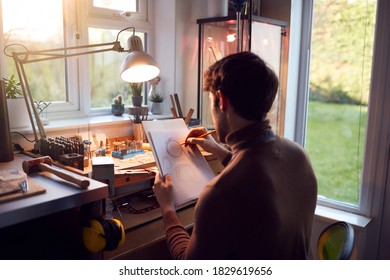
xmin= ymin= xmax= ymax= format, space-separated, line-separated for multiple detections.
xmin=120 ymin=51 xmax=160 ymax=83
xmin=120 ymin=35 xmax=160 ymax=83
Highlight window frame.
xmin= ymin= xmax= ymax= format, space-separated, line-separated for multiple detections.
xmin=292 ymin=0 xmax=388 ymax=218
xmin=63 ymin=0 xmax=82 ymax=116
xmin=78 ymin=0 xmax=152 ymax=117
xmin=87 ymin=0 xmax=147 ymax=22
xmin=0 ymin=0 xmax=82 ymax=117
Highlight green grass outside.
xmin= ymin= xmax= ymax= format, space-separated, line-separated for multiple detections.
xmin=305 ymin=101 xmax=367 ymax=205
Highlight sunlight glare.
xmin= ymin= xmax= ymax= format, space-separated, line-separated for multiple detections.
xmin=2 ymin=0 xmax=62 ymax=42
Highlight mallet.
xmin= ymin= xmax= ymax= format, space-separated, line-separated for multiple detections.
xmin=22 ymin=156 xmax=90 ymax=189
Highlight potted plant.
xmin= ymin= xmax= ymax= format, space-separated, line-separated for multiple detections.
xmin=3 ymin=75 xmax=30 ymax=128
xmin=148 ymin=92 xmax=165 ymax=115
xmin=130 ymin=82 xmax=143 ymax=107
xmin=111 ymin=94 xmax=125 ymax=116
xmin=4 ymin=74 xmax=22 ymax=99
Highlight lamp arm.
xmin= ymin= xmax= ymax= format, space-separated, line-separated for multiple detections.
xmin=9 ymin=40 xmax=126 ymax=149
xmin=15 ymin=41 xmax=124 ymax=64
xmin=13 ymin=54 xmax=44 ymax=147
xmin=116 ymin=27 xmax=135 ymax=42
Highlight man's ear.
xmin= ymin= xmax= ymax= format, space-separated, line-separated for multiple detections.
xmin=217 ymin=90 xmax=228 ymax=112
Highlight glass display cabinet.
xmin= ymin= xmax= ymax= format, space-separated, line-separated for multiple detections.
xmin=197 ymin=15 xmax=287 ymax=135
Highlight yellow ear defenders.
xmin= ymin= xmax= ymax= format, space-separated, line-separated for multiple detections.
xmin=82 ymin=217 xmax=125 ymax=253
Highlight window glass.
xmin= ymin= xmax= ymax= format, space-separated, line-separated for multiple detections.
xmin=93 ymin=0 xmax=137 ymax=11
xmin=305 ymin=0 xmax=377 ymax=205
xmin=2 ymin=0 xmax=66 ymax=103
xmin=88 ymin=27 xmax=146 ymax=108
xmin=89 ymin=0 xmax=146 ymax=21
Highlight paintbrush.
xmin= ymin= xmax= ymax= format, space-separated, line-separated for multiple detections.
xmin=181 ymin=130 xmax=216 ymax=145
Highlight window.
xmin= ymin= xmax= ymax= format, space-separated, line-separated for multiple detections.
xmin=93 ymin=0 xmax=136 ymax=11
xmin=88 ymin=27 xmax=146 ymax=111
xmin=89 ymin=0 xmax=147 ymax=21
xmin=1 ymin=0 xmax=72 ymax=113
xmin=297 ymin=0 xmax=378 ymax=212
xmin=1 ymin=0 xmax=149 ymax=119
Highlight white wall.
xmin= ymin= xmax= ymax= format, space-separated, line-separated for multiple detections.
xmin=153 ymin=0 xmax=229 ymax=119
xmin=153 ymin=0 xmax=177 ymax=114
xmin=174 ymin=0 xmax=200 ymax=117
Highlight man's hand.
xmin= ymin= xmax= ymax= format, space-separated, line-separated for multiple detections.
xmin=185 ymin=127 xmax=217 ymax=152
xmin=153 ymin=172 xmax=176 ymax=214
xmin=185 ymin=127 xmax=232 ymax=163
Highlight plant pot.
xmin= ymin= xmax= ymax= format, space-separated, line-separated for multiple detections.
xmin=150 ymin=102 xmax=164 ymax=115
xmin=7 ymin=98 xmax=30 ymax=128
xmin=132 ymin=96 xmax=143 ymax=107
xmin=111 ymin=104 xmax=125 ymax=116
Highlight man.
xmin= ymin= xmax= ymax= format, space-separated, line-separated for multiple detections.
xmin=153 ymin=52 xmax=317 ymax=259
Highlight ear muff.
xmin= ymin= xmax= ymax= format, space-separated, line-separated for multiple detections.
xmin=82 ymin=218 xmax=107 ymax=253
xmin=82 ymin=217 xmax=125 ymax=253
xmin=104 ymin=219 xmax=119 ymax=251
xmin=113 ymin=218 xmax=125 ymax=247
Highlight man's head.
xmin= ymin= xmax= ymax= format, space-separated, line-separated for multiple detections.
xmin=203 ymin=51 xmax=279 ymax=122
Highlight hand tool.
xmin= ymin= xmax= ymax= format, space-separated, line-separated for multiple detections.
xmin=22 ymin=156 xmax=90 ymax=189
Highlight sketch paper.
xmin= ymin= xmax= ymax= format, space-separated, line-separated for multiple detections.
xmin=143 ymin=119 xmax=215 ymax=206
xmin=142 ymin=118 xmax=189 ymax=132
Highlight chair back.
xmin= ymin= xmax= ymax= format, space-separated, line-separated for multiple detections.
xmin=317 ymin=221 xmax=354 ymax=260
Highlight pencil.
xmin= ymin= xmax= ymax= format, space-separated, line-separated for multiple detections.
xmin=181 ymin=130 xmax=216 ymax=145
xmin=196 ymin=130 xmax=216 ymax=139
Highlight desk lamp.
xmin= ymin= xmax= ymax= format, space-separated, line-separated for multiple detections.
xmin=4 ymin=27 xmax=160 ymax=153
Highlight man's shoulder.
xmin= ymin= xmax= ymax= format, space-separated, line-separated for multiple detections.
xmin=275 ymin=135 xmax=309 ymax=155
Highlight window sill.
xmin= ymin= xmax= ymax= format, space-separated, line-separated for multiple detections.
xmin=12 ymin=113 xmax=173 ymax=135
xmin=315 ymin=204 xmax=372 ymax=229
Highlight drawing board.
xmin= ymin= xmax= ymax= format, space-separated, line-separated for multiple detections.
xmin=143 ymin=119 xmax=215 ymax=206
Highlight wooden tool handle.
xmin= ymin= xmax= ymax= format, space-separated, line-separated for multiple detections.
xmin=39 ymin=163 xmax=90 ymax=189
xmin=170 ymin=107 xmax=179 ymax=118
xmin=184 ymin=108 xmax=194 ymax=125
xmin=174 ymin=93 xmax=184 ymax=118
xmin=170 ymin=94 xmax=177 ymax=115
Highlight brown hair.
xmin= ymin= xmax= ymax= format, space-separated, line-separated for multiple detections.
xmin=203 ymin=52 xmax=279 ymax=121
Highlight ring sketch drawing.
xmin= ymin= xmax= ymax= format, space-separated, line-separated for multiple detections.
xmin=143 ymin=119 xmax=215 ymax=206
